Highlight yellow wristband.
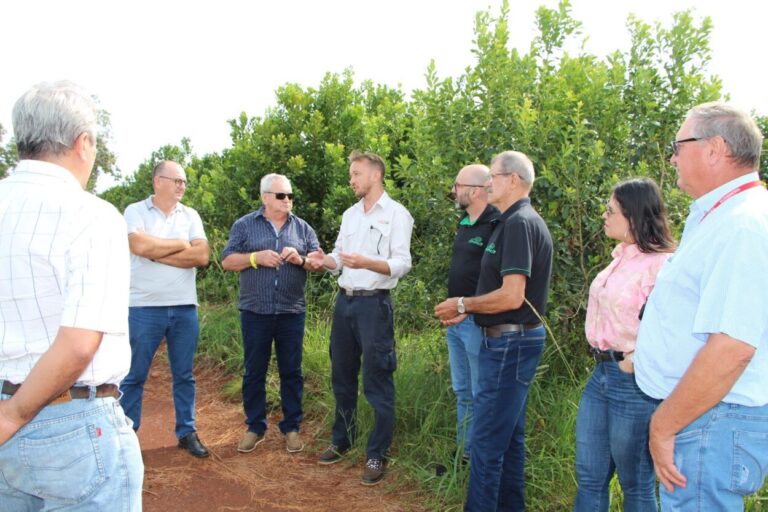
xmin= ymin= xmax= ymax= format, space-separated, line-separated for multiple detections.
xmin=249 ymin=252 xmax=258 ymax=269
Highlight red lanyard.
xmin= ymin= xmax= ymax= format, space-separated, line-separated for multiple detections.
xmin=699 ymin=180 xmax=763 ymax=224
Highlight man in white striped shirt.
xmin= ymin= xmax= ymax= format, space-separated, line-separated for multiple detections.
xmin=0 ymin=81 xmax=143 ymax=510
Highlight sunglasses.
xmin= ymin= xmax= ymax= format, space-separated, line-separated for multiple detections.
xmin=266 ymin=192 xmax=294 ymax=200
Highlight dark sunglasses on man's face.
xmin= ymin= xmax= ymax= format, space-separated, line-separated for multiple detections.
xmin=267 ymin=192 xmax=294 ymax=200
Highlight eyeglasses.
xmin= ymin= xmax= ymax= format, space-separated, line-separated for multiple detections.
xmin=266 ymin=192 xmax=294 ymax=200
xmin=157 ymin=176 xmax=187 ymax=187
xmin=670 ymin=137 xmax=701 ymax=156
xmin=489 ymin=172 xmax=514 ymax=180
xmin=452 ymin=182 xmax=485 ymax=189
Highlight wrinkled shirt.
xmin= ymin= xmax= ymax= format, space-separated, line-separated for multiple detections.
xmin=585 ymin=243 xmax=670 ymax=353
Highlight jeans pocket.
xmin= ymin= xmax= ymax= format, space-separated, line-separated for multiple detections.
xmin=21 ymin=423 xmax=107 ymax=503
xmin=731 ymin=429 xmax=768 ymax=496
xmin=515 ymin=340 xmax=544 ymax=386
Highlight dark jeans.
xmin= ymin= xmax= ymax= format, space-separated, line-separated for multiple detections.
xmin=240 ymin=311 xmax=305 ymax=435
xmin=465 ymin=326 xmax=545 ymax=512
xmin=121 ymin=305 xmax=199 ymax=438
xmin=330 ymin=292 xmax=397 ymax=460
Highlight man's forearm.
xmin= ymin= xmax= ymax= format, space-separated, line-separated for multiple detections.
xmin=651 ymin=333 xmax=754 ymax=436
xmin=155 ymin=241 xmax=210 ymax=268
xmin=129 ymin=232 xmax=190 ymax=260
xmin=364 ymin=258 xmax=391 ymax=276
xmin=0 ymin=327 xmax=102 ymax=432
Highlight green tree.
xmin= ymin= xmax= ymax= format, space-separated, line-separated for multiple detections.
xmin=0 ymin=124 xmax=19 ymax=179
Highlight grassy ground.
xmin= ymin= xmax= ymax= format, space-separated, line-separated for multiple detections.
xmin=197 ymin=302 xmax=768 ymax=511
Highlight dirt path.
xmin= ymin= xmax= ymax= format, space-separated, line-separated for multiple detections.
xmin=137 ymin=351 xmax=426 ymax=511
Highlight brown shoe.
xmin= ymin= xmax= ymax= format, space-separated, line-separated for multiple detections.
xmin=285 ymin=431 xmax=304 ymax=453
xmin=361 ymin=458 xmax=386 ymax=486
xmin=237 ymin=431 xmax=265 ymax=453
xmin=317 ymin=444 xmax=350 ymax=465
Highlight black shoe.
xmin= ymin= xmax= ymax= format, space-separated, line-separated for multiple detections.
xmin=318 ymin=444 xmax=350 ymax=465
xmin=178 ymin=432 xmax=209 ymax=458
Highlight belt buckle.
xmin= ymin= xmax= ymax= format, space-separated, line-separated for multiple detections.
xmin=49 ymin=390 xmax=72 ymax=405
xmin=342 ymin=288 xmax=354 ymax=297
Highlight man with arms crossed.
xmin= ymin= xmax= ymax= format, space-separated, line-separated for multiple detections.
xmin=315 ymin=151 xmax=413 ymax=486
xmin=635 ymin=103 xmax=768 ymax=510
xmin=222 ymin=173 xmax=321 ymax=454
xmin=121 ymin=160 xmax=211 ymax=458
xmin=0 ymin=81 xmax=143 ymax=510
xmin=441 ymin=164 xmax=498 ymax=462
xmin=436 ymin=150 xmax=553 ymax=511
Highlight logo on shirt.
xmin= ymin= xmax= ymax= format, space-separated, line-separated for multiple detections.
xmin=485 ymin=242 xmax=497 ymax=254
xmin=468 ymin=236 xmax=484 ymax=247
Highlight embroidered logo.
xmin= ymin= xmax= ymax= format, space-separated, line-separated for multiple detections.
xmin=485 ymin=242 xmax=497 ymax=254
xmin=468 ymin=236 xmax=484 ymax=247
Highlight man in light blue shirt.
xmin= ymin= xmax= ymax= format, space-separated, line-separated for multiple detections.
xmin=635 ymin=103 xmax=768 ymax=511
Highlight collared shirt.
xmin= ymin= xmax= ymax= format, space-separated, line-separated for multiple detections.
xmin=585 ymin=243 xmax=670 ymax=352
xmin=124 ymin=196 xmax=206 ymax=307
xmin=636 ymin=172 xmax=768 ymax=406
xmin=0 ymin=160 xmax=131 ymax=386
xmin=474 ymin=198 xmax=553 ymax=326
xmin=221 ymin=207 xmax=319 ymax=314
xmin=329 ymin=191 xmax=413 ymax=291
xmin=447 ymin=204 xmax=499 ymax=297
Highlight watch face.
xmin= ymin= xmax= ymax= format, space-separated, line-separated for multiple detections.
xmin=457 ymin=299 xmax=466 ymax=314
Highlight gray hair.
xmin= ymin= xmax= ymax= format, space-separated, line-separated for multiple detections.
xmin=260 ymin=173 xmax=291 ymax=194
xmin=687 ymin=102 xmax=763 ymax=169
xmin=153 ymin=160 xmax=183 ymax=178
xmin=491 ymin=150 xmax=535 ymax=187
xmin=12 ymin=81 xmax=98 ymax=159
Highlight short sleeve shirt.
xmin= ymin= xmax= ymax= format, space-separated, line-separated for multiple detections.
xmin=124 ymin=196 xmax=207 ymax=307
xmin=447 ymin=205 xmax=499 ymax=297
xmin=474 ymin=198 xmax=553 ymax=327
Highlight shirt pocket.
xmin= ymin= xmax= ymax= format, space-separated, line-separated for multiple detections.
xmin=368 ymin=221 xmax=391 ymax=257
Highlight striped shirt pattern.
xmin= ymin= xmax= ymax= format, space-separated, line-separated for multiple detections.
xmin=221 ymin=207 xmax=319 ymax=314
xmin=0 ymin=160 xmax=131 ymax=386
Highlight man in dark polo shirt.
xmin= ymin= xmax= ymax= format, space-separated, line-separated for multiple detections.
xmin=440 ymin=164 xmax=499 ymax=462
xmin=435 ymin=150 xmax=553 ymax=511
xmin=222 ymin=173 xmax=322 ymax=454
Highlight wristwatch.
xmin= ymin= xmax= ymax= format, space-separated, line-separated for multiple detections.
xmin=457 ymin=297 xmax=466 ymax=314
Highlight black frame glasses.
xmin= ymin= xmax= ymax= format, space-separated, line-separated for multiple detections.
xmin=670 ymin=137 xmax=701 ymax=156
xmin=157 ymin=175 xmax=187 ymax=187
xmin=266 ymin=192 xmax=295 ymax=200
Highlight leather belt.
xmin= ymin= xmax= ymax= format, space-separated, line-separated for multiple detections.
xmin=589 ymin=347 xmax=625 ymax=362
xmin=339 ymin=287 xmax=390 ymax=297
xmin=482 ymin=323 xmax=542 ymax=337
xmin=1 ymin=381 xmax=120 ymax=405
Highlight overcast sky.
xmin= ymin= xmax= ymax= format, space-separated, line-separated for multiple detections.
xmin=1 ymin=0 xmax=765 ymax=187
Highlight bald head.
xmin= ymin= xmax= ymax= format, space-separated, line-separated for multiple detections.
xmin=456 ymin=164 xmax=490 ymax=186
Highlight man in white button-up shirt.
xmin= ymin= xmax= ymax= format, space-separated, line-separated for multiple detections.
xmin=0 ymin=81 xmax=143 ymax=510
xmin=314 ymin=151 xmax=413 ymax=486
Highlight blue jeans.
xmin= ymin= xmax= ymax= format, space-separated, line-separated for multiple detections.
xmin=330 ymin=292 xmax=397 ymax=460
xmin=465 ymin=326 xmax=545 ymax=512
xmin=447 ymin=315 xmax=482 ymax=456
xmin=574 ymin=362 xmax=658 ymax=512
xmin=121 ymin=305 xmax=199 ymax=438
xmin=659 ymin=401 xmax=768 ymax=511
xmin=0 ymin=394 xmax=143 ymax=511
xmin=240 ymin=311 xmax=305 ymax=435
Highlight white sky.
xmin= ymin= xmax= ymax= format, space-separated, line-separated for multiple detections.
xmin=1 ymin=0 xmax=765 ymax=188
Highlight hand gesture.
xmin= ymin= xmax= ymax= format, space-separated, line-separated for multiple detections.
xmin=434 ymin=298 xmax=461 ymax=322
xmin=306 ymin=248 xmax=326 ymax=271
xmin=257 ymin=250 xmax=283 ymax=268
xmin=280 ymin=246 xmax=302 ymax=266
xmin=339 ymin=252 xmax=370 ymax=269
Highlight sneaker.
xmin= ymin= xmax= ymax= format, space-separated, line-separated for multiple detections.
xmin=361 ymin=457 xmax=386 ymax=486
xmin=285 ymin=431 xmax=304 ymax=453
xmin=237 ymin=431 xmax=265 ymax=453
xmin=317 ymin=444 xmax=349 ymax=465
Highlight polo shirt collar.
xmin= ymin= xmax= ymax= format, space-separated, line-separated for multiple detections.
xmin=253 ymin=206 xmax=295 ymax=223
xmin=145 ymin=195 xmax=184 ymax=214
xmin=459 ymin=203 xmax=499 ymax=226
xmin=498 ymin=197 xmax=531 ymax=221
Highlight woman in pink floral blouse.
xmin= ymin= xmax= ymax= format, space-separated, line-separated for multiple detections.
xmin=574 ymin=178 xmax=675 ymax=512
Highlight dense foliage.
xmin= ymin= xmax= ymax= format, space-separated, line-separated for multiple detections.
xmin=101 ymin=0 xmax=765 ymax=361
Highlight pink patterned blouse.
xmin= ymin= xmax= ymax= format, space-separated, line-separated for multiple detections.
xmin=585 ymin=243 xmax=671 ymax=353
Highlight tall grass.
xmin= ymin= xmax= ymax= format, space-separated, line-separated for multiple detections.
xmin=196 ymin=301 xmax=768 ymax=511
